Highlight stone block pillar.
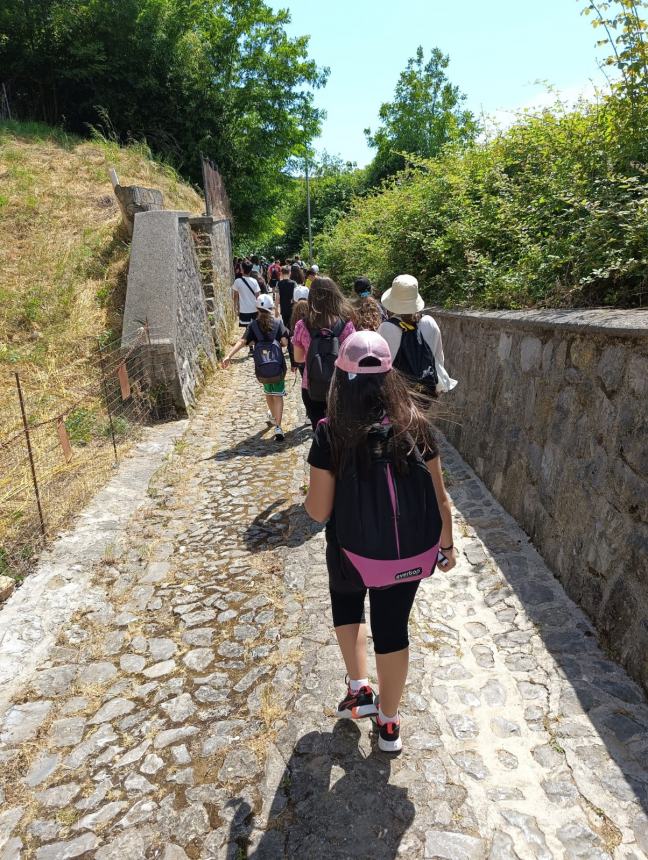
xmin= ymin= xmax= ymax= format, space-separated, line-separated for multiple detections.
xmin=113 ymin=184 xmax=164 ymax=239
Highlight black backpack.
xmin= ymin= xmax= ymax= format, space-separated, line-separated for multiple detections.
xmin=250 ymin=320 xmax=286 ymax=383
xmin=306 ymin=319 xmax=345 ymax=402
xmin=333 ymin=424 xmax=442 ymax=591
xmin=388 ymin=318 xmax=438 ymax=394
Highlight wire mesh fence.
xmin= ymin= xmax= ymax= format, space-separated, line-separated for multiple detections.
xmin=200 ymin=154 xmax=232 ymax=221
xmin=0 ymin=324 xmax=177 ymax=580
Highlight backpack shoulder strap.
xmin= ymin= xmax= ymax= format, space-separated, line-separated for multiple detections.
xmin=250 ymin=319 xmax=262 ymax=342
xmin=241 ymin=277 xmax=257 ymax=297
xmin=387 ymin=316 xmax=411 ymax=332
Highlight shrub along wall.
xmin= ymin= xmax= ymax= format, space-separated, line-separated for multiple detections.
xmin=317 ymin=94 xmax=648 ymax=311
xmin=436 ymin=308 xmax=648 ymax=692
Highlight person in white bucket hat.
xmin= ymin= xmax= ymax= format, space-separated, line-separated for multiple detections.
xmin=380 ymin=274 xmax=425 ymax=315
xmin=379 ymin=275 xmax=457 ymax=394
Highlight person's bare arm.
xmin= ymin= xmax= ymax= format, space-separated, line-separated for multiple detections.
xmin=222 ymin=337 xmax=246 ymax=368
xmin=427 ymin=457 xmax=456 ymax=571
xmin=305 ymin=466 xmax=335 ymax=523
xmin=293 ymin=343 xmax=306 ymax=363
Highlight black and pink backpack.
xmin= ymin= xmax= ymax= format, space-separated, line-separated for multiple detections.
xmin=333 ymin=425 xmax=442 ymax=589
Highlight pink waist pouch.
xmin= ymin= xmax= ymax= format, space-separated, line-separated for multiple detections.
xmin=342 ymin=542 xmax=440 ymax=589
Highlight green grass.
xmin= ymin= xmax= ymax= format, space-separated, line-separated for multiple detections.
xmin=0 ymin=119 xmax=78 ymax=148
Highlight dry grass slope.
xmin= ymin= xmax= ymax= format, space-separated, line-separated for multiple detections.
xmin=0 ymin=121 xmax=202 ymax=427
xmin=0 ymin=122 xmax=204 ymax=577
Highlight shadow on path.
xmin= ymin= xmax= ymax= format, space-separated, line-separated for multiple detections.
xmin=232 ymin=721 xmax=415 ymax=859
xmin=206 ymin=423 xmax=312 ymax=462
xmin=441 ymin=439 xmax=648 ymax=821
xmin=243 ymin=500 xmax=323 ymax=552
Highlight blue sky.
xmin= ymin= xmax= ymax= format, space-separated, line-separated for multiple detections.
xmin=271 ymin=0 xmax=609 ymax=166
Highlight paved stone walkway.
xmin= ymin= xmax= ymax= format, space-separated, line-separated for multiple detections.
xmin=1 ymin=356 xmax=648 ymax=859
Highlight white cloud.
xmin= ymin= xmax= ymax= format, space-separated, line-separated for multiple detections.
xmin=482 ymin=80 xmax=605 ymax=134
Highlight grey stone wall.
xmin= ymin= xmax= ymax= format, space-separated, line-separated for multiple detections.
xmin=189 ymin=216 xmax=235 ymax=354
xmin=435 ymin=308 xmax=648 ymax=692
xmin=122 ymin=210 xmax=216 ymax=412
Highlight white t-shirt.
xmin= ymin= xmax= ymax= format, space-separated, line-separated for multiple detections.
xmin=378 ymin=315 xmax=458 ymax=393
xmin=232 ymin=277 xmax=260 ymax=314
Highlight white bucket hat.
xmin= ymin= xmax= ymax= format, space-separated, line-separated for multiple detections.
xmin=256 ymin=294 xmax=275 ymax=312
xmin=293 ymin=285 xmax=309 ymax=301
xmin=380 ymin=275 xmax=425 ymax=315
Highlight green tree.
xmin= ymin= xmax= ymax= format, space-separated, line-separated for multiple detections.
xmin=0 ymin=0 xmax=328 ymax=236
xmin=364 ymin=46 xmax=478 ymax=183
xmin=581 ymin=0 xmax=648 ymax=162
xmin=267 ymin=152 xmax=369 ymax=259
xmin=583 ymin=0 xmax=648 ymax=91
xmin=317 ymin=91 xmax=648 ymax=310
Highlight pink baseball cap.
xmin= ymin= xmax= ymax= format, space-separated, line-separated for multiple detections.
xmin=335 ymin=331 xmax=393 ymax=376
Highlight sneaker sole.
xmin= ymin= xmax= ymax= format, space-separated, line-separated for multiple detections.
xmin=335 ymin=704 xmax=378 ymax=719
xmin=274 ymin=434 xmax=285 ymax=442
xmin=378 ymin=735 xmax=402 ymax=753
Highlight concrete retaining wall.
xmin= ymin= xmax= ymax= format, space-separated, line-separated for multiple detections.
xmin=435 ymin=308 xmax=648 ymax=692
xmin=122 ymin=210 xmax=216 ymax=412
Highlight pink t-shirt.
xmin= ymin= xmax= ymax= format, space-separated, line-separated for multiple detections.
xmin=293 ymin=319 xmax=356 ymax=389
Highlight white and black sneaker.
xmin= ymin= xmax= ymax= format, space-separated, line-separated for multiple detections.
xmin=375 ymin=714 xmax=402 ymax=753
xmin=335 ymin=682 xmax=378 ymax=720
xmin=274 ymin=426 xmax=285 ymax=442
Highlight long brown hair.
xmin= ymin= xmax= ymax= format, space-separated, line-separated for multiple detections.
xmin=290 ymin=264 xmax=304 ymax=285
xmin=353 ymin=297 xmax=382 ymax=332
xmin=256 ymin=309 xmax=277 ymax=334
xmin=306 ymin=277 xmax=353 ymax=331
xmin=290 ymin=299 xmax=308 ymax=333
xmin=326 ymin=367 xmax=437 ymax=476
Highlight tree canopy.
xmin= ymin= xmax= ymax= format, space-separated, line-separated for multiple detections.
xmin=266 ymin=47 xmax=480 ymax=258
xmin=263 ymin=153 xmax=368 ymax=259
xmin=0 ymin=0 xmax=328 ymax=236
xmin=364 ymin=46 xmax=479 ymax=183
xmin=315 ymin=2 xmax=648 ymax=309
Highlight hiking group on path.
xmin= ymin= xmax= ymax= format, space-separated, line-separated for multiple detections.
xmin=225 ymin=263 xmax=459 ymax=753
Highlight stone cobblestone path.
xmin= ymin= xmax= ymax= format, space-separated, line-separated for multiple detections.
xmin=1 ymin=354 xmax=648 ymax=859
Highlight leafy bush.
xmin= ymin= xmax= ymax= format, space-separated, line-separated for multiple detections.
xmin=317 ymin=92 xmax=648 ymax=309
xmin=105 ymin=417 xmax=129 ymax=438
xmin=259 ymin=155 xmax=370 ymax=259
xmin=65 ymin=408 xmax=97 ymax=445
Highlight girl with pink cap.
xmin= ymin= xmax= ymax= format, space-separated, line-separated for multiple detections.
xmin=305 ymin=330 xmax=456 ymax=752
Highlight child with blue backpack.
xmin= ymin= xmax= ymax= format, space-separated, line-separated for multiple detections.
xmin=305 ymin=330 xmax=456 ymax=752
xmin=222 ymin=294 xmax=289 ymax=442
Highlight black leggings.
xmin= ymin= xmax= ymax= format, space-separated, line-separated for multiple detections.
xmin=330 ymin=581 xmax=420 ymax=654
xmin=301 ymin=387 xmax=327 ymax=430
